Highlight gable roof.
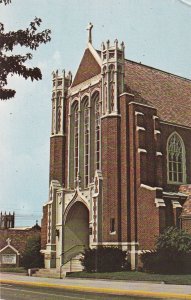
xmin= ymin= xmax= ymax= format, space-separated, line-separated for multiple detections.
xmin=71 ymin=48 xmax=101 ymax=87
xmin=124 ymin=60 xmax=191 ymax=127
xmin=0 ymin=243 xmax=20 ymax=255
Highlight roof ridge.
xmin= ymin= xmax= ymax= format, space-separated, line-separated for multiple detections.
xmin=125 ymin=59 xmax=191 ymax=82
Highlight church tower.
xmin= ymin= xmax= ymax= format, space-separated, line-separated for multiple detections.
xmin=0 ymin=212 xmax=15 ymax=229
xmin=100 ymin=39 xmax=125 ymax=242
xmin=101 ymin=39 xmax=125 ymax=115
xmin=50 ymin=70 xmax=72 ymax=185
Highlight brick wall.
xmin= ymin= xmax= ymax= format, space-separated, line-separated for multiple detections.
xmin=0 ymin=227 xmax=41 ymax=255
xmin=101 ymin=115 xmax=121 ymax=242
xmin=137 ymin=186 xmax=160 ymax=249
xmin=119 ymin=94 xmax=162 ymax=246
xmin=49 ymin=136 xmax=65 ymax=185
xmin=120 ymin=94 xmax=131 ymax=242
xmin=182 ymin=219 xmax=191 ymax=234
xmin=64 ymin=97 xmax=69 ymax=188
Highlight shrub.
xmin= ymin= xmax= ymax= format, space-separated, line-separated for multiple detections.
xmin=21 ymin=235 xmax=44 ymax=269
xmin=141 ymin=251 xmax=191 ymax=274
xmin=80 ymin=246 xmax=128 ymax=272
xmin=156 ymin=227 xmax=191 ymax=257
xmin=141 ymin=227 xmax=191 ymax=274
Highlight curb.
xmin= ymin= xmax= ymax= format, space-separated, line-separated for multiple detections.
xmin=65 ymin=276 xmax=165 ymax=284
xmin=1 ymin=279 xmax=191 ymax=299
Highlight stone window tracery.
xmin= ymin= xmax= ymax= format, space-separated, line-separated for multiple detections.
xmin=52 ymin=98 xmax=55 ymax=134
xmin=74 ymin=104 xmax=79 ymax=179
xmin=95 ymin=97 xmax=100 ymax=170
xmin=167 ymin=133 xmax=186 ymax=184
xmin=84 ymin=101 xmax=89 ymax=187
xmin=109 ymin=64 xmax=115 ymax=111
xmin=57 ymin=91 xmax=62 ymax=107
xmin=57 ymin=109 xmax=61 ymax=132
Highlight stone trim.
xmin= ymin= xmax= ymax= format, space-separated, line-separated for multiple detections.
xmin=101 ymin=113 xmax=121 ymax=119
xmin=156 ymin=152 xmax=163 ymax=156
xmin=87 ymin=42 xmax=102 ymax=66
xmin=69 ymin=75 xmax=101 ymax=96
xmin=135 ymin=111 xmax=144 ymax=116
xmin=171 ymin=200 xmax=182 ymax=209
xmin=140 ymin=184 xmax=163 ymax=191
xmin=161 ymin=120 xmax=191 ymax=131
xmin=119 ymin=92 xmax=134 ymax=97
xmin=163 ymin=191 xmax=187 ymax=198
xmin=0 ymin=244 xmax=20 ymax=256
xmin=136 ymin=126 xmax=146 ymax=131
xmin=128 ymin=101 xmax=154 ymax=109
xmin=155 ymin=198 xmax=166 ymax=207
xmin=138 ymin=148 xmax=147 ymax=153
xmin=154 ymin=130 xmax=161 ymax=135
xmin=91 ymin=242 xmax=139 ymax=246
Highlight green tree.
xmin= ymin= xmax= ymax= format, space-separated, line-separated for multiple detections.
xmin=21 ymin=235 xmax=44 ymax=269
xmin=0 ymin=0 xmax=51 ymax=100
xmin=156 ymin=226 xmax=191 ymax=257
xmin=141 ymin=227 xmax=191 ymax=274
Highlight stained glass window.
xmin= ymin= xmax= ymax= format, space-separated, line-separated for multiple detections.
xmin=84 ymin=101 xmax=89 ymax=187
xmin=95 ymin=98 xmax=100 ymax=170
xmin=167 ymin=133 xmax=185 ymax=183
xmin=74 ymin=105 xmax=79 ymax=179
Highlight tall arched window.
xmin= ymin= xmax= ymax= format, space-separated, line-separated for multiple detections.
xmin=57 ymin=109 xmax=61 ymax=132
xmin=167 ymin=133 xmax=186 ymax=183
xmin=56 ymin=91 xmax=62 ymax=133
xmin=84 ymin=101 xmax=89 ymax=187
xmin=109 ymin=64 xmax=115 ymax=112
xmin=52 ymin=93 xmax=55 ymax=134
xmin=74 ymin=104 xmax=79 ymax=179
xmin=95 ymin=97 xmax=100 ymax=170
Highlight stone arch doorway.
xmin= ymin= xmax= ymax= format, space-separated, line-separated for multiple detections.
xmin=64 ymin=201 xmax=89 ymax=254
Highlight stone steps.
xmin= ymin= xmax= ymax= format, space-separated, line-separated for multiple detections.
xmin=33 ymin=255 xmax=83 ymax=278
xmin=61 ymin=256 xmax=83 ymax=273
xmin=33 ymin=268 xmax=61 ymax=278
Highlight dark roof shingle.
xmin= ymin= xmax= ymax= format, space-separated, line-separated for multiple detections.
xmin=125 ymin=60 xmax=191 ymax=127
xmin=72 ymin=48 xmax=101 ymax=87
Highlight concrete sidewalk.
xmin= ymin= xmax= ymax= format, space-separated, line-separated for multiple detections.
xmin=1 ymin=273 xmax=191 ymax=299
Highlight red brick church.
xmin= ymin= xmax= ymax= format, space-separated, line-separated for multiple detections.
xmin=41 ymin=24 xmax=191 ymax=270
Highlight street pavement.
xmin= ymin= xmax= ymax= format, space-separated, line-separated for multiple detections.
xmin=1 ymin=283 xmax=156 ymax=300
xmin=1 ymin=273 xmax=191 ymax=299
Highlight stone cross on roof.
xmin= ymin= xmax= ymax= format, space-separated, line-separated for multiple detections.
xmin=6 ymin=238 xmax=11 ymax=245
xmin=87 ymin=22 xmax=93 ymax=44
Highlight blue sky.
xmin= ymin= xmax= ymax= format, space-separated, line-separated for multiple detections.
xmin=0 ymin=0 xmax=191 ymax=226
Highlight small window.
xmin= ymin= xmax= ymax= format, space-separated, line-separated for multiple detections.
xmin=110 ymin=218 xmax=115 ymax=233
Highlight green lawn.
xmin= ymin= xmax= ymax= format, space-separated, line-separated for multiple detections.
xmin=66 ymin=271 xmax=191 ymax=285
xmin=0 ymin=267 xmax=27 ymax=273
